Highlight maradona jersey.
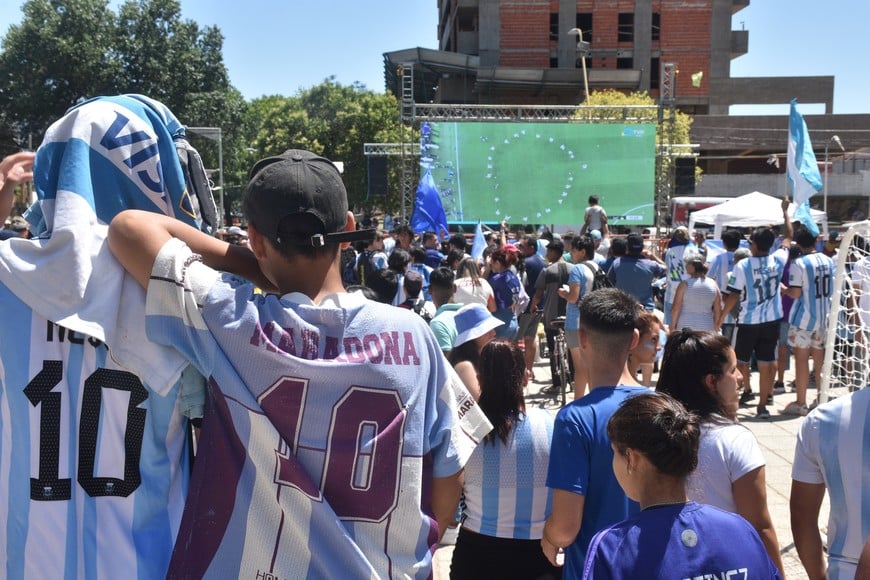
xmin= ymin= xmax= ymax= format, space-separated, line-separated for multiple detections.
xmin=727 ymin=249 xmax=788 ymax=325
xmin=148 ymin=239 xmax=492 ymax=579
xmin=0 ymin=285 xmax=190 ymax=579
xmin=789 ymin=252 xmax=836 ymax=332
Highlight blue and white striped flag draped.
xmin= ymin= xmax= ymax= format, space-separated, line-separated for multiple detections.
xmin=787 ymin=99 xmax=822 ymax=237
xmin=470 ymin=220 xmax=486 ymax=261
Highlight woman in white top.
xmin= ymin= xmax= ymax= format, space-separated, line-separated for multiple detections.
xmin=670 ymin=249 xmax=721 ymax=332
xmin=656 ymin=329 xmax=785 ymax=578
xmin=453 ymin=257 xmax=496 ymax=312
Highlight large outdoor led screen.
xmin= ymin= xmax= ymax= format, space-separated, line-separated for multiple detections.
xmin=421 ymin=121 xmax=656 ymax=227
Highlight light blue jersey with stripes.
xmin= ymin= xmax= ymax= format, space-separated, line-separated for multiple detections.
xmin=792 ymin=388 xmax=870 ymax=579
xmin=0 ymin=285 xmax=190 ymax=579
xmin=0 ymin=95 xmax=209 ymax=579
xmin=726 ymin=249 xmax=788 ymax=325
xmin=709 ymin=250 xmax=736 ymax=324
xmin=788 ymin=252 xmax=835 ymax=332
xmin=460 ymin=408 xmax=554 ymax=539
xmin=146 ymin=240 xmax=492 ymax=579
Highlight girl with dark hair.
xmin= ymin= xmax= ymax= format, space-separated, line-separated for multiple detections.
xmin=582 ymin=393 xmax=780 ymax=579
xmin=450 ymin=340 xmax=560 ymax=580
xmin=487 ymin=248 xmax=522 ymax=339
xmin=656 ymin=330 xmax=785 ymax=577
xmin=454 ymin=257 xmax=497 ymax=312
xmin=670 ymin=249 xmax=721 ymax=332
xmin=448 ymin=304 xmax=503 ymax=400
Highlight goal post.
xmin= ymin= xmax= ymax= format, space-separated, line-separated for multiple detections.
xmin=820 ymin=220 xmax=870 ymax=404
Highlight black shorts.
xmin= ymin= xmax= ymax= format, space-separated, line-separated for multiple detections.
xmin=450 ymin=527 xmax=562 ymax=580
xmin=735 ymin=320 xmax=780 ymax=364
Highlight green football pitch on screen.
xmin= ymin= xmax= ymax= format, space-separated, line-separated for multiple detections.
xmin=421 ymin=121 xmax=656 ymax=227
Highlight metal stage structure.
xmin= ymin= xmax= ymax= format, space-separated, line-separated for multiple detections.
xmin=365 ymin=62 xmax=687 ymax=232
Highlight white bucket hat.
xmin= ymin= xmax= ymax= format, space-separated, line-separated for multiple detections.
xmin=453 ymin=303 xmax=504 ymax=347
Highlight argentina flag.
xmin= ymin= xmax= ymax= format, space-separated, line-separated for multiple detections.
xmin=787 ymin=99 xmax=822 ymax=236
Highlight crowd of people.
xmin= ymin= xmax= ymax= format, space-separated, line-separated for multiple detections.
xmin=0 ymin=96 xmax=867 ymax=580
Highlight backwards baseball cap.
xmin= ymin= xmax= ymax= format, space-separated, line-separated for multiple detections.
xmin=244 ymin=149 xmax=373 ymax=248
xmin=589 ymin=229 xmax=602 ymax=240
xmin=626 ymin=233 xmax=644 ymax=253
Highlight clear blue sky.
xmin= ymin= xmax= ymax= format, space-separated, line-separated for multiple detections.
xmin=0 ymin=0 xmax=866 ymax=115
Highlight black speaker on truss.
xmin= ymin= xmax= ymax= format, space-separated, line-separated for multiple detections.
xmin=367 ymin=157 xmax=388 ymax=197
xmin=675 ymin=157 xmax=696 ymax=196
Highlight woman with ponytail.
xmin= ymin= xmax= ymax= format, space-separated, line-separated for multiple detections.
xmin=655 ymin=330 xmax=784 ymax=577
xmin=582 ymin=393 xmax=780 ymax=579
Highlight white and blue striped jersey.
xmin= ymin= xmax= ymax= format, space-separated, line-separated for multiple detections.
xmin=0 ymin=95 xmax=208 ymax=579
xmin=664 ymin=243 xmax=691 ymax=304
xmin=792 ymin=388 xmax=870 ymax=579
xmin=726 ymin=249 xmax=788 ymax=325
xmin=147 ymin=239 xmax=492 ymax=579
xmin=460 ymin=408 xmax=554 ymax=539
xmin=0 ymin=285 xmax=190 ymax=579
xmin=709 ymin=250 xmax=736 ymax=324
xmin=788 ymin=252 xmax=835 ymax=332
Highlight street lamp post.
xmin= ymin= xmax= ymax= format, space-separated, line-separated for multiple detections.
xmin=567 ymin=28 xmax=590 ymax=102
xmin=823 ymin=135 xmax=844 ymax=217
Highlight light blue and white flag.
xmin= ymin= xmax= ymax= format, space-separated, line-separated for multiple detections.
xmin=470 ymin=220 xmax=487 ymax=261
xmin=787 ymin=99 xmax=822 ymax=236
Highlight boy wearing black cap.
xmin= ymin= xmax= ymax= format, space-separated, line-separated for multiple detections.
xmin=108 ymin=149 xmax=491 ymax=577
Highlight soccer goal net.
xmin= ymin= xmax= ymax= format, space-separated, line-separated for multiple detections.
xmin=821 ymin=220 xmax=870 ymax=403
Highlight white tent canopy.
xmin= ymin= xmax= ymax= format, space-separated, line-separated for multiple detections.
xmin=688 ymin=191 xmax=827 ymax=239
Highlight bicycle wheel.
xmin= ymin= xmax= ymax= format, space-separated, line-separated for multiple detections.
xmin=556 ymin=333 xmax=570 ymax=407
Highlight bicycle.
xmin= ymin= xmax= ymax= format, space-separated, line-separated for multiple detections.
xmin=549 ymin=316 xmax=572 ymax=407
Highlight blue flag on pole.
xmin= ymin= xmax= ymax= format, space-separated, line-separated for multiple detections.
xmin=470 ymin=221 xmax=487 ymax=261
xmin=787 ymin=99 xmax=822 ymax=236
xmin=409 ymin=168 xmax=449 ymax=239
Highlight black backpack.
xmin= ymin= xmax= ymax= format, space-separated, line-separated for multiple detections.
xmin=583 ymin=260 xmax=613 ymax=292
xmin=399 ymin=297 xmax=433 ymax=323
xmin=345 ymin=250 xmax=379 ymax=287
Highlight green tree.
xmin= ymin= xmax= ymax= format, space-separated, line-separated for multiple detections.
xmin=247 ymin=79 xmax=405 ymax=212
xmin=579 ymin=89 xmax=692 ymax=145
xmin=0 ymin=0 xmax=241 ymax=152
xmin=0 ymin=0 xmax=121 ymax=139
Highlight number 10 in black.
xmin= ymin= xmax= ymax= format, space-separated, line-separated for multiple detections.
xmin=24 ymin=360 xmax=148 ymax=501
